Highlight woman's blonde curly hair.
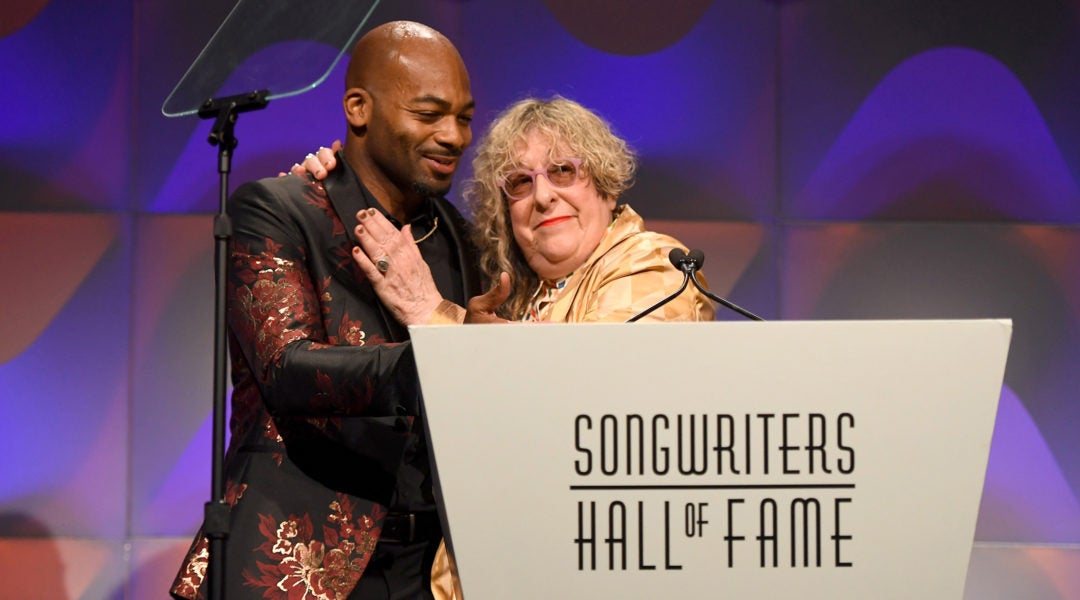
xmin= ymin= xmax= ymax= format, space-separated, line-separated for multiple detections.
xmin=464 ymin=96 xmax=637 ymax=320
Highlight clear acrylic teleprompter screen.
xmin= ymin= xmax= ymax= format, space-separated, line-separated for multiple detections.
xmin=162 ymin=0 xmax=381 ymax=117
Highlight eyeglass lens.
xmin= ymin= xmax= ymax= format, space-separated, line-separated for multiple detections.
xmin=502 ymin=159 xmax=580 ymax=200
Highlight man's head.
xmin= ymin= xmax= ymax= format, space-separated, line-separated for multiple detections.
xmin=342 ymin=21 xmax=474 ymax=218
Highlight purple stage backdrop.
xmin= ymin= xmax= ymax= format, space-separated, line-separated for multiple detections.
xmin=1 ymin=0 xmax=1078 ymax=597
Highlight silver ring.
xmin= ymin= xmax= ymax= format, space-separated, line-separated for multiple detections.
xmin=375 ymin=256 xmax=391 ymax=273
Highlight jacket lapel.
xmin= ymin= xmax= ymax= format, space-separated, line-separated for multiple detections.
xmin=322 ymin=151 xmax=482 ymax=332
xmin=321 ymin=154 xmax=409 ymax=343
xmin=322 ymin=153 xmax=365 ymax=247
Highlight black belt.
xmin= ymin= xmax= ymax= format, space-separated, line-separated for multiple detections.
xmin=379 ymin=511 xmax=442 ymax=544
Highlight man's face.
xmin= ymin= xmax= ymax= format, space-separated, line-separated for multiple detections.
xmin=365 ymin=50 xmax=474 ymax=198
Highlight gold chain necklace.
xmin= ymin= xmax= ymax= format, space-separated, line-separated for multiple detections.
xmin=413 ymin=216 xmax=439 ymax=244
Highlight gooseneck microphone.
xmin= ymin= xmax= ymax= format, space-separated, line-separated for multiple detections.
xmin=674 ymin=248 xmax=765 ymax=321
xmin=625 ymin=252 xmax=692 ymax=322
xmin=627 ymin=248 xmax=765 ymax=322
xmin=668 ymin=248 xmax=697 ymax=273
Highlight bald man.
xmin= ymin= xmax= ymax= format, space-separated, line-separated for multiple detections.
xmin=170 ymin=21 xmax=485 ymax=600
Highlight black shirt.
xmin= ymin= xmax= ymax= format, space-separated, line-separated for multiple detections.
xmin=352 ymin=178 xmax=464 ymax=513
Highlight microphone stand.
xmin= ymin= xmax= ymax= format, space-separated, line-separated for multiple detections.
xmin=689 ymin=269 xmax=765 ymax=321
xmin=197 ymin=89 xmax=269 ymax=600
xmin=628 ymin=248 xmax=765 ymax=323
xmin=681 ymin=249 xmax=765 ymax=321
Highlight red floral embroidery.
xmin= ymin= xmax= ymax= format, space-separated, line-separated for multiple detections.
xmin=304 ymin=184 xmax=345 ymax=237
xmin=171 ymin=536 xmax=209 ymax=598
xmin=225 ymin=480 xmax=248 ymax=507
xmin=316 ymin=277 xmax=334 ymax=316
xmin=169 ymin=480 xmax=247 ymax=599
xmin=308 ymin=370 xmax=348 ymax=418
xmin=230 ymin=243 xmax=321 ymax=372
xmin=242 ymin=495 xmax=384 ymax=599
xmin=365 ymin=332 xmax=388 ymax=345
xmin=332 ymin=244 xmax=356 ymax=272
xmin=331 ymin=313 xmax=367 ymax=347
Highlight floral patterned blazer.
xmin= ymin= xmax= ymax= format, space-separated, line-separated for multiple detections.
xmin=170 ymin=158 xmax=481 ymax=600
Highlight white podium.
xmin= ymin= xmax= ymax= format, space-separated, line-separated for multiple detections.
xmin=411 ymin=320 xmax=1012 ymax=599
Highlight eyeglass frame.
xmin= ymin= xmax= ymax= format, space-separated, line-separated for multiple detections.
xmin=499 ymin=157 xmax=584 ymax=201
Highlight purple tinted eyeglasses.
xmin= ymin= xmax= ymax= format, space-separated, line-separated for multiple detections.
xmin=499 ymin=158 xmax=583 ymax=200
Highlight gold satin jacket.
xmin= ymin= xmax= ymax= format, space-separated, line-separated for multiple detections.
xmin=432 ymin=204 xmax=714 ymax=599
xmin=536 ymin=204 xmax=715 ymax=323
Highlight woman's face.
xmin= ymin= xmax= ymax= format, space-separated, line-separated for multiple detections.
xmin=507 ymin=131 xmax=616 ymax=280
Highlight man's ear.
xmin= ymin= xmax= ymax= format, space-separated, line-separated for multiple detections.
xmin=344 ymin=87 xmax=371 ymax=128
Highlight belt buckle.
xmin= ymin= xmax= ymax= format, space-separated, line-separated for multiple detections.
xmin=407 ymin=513 xmax=416 ymax=542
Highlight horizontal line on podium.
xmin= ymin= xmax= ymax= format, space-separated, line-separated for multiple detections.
xmin=568 ymin=483 xmax=856 ymax=491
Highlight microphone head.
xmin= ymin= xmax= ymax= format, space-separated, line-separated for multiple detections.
xmin=688 ymin=249 xmax=705 ymax=269
xmin=668 ymin=248 xmax=688 ymax=269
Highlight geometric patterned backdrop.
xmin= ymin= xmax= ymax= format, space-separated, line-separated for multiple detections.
xmin=1 ymin=0 xmax=1077 ymax=597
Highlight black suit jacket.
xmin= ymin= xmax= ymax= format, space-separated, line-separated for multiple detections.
xmin=171 ymin=158 xmax=481 ymax=599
